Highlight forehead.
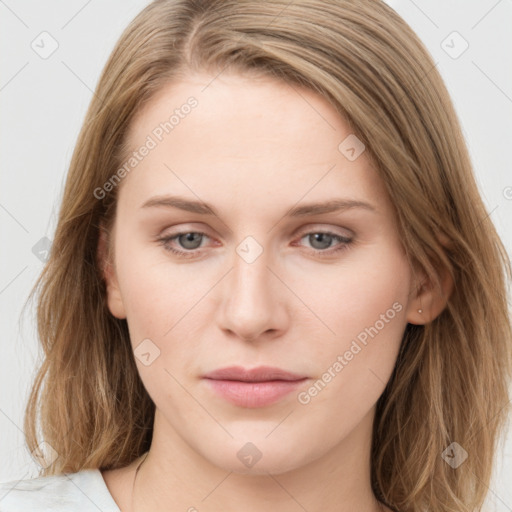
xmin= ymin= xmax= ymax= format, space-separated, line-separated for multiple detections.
xmin=119 ymin=72 xmax=390 ymax=218
xmin=128 ymin=71 xmax=343 ymax=151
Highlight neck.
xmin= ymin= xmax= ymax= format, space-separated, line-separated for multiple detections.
xmin=130 ymin=407 xmax=387 ymax=512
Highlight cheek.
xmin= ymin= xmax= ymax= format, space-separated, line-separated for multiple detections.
xmin=295 ymin=241 xmax=410 ymax=342
xmin=113 ymin=241 xmax=207 ymax=395
xmin=294 ymin=243 xmax=410 ymax=402
xmin=114 ymin=223 xmax=198 ymax=321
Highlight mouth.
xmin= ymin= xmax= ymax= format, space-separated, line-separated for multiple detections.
xmin=202 ymin=365 xmax=309 ymax=408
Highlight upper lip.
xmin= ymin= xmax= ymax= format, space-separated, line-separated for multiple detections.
xmin=203 ymin=365 xmax=307 ymax=382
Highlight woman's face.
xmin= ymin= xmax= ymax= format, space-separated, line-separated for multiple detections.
xmin=103 ymin=72 xmax=421 ymax=475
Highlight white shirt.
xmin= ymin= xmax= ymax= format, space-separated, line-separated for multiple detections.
xmin=0 ymin=469 xmax=121 ymax=511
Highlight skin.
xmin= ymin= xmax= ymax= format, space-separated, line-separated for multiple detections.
xmin=99 ymin=72 xmax=452 ymax=512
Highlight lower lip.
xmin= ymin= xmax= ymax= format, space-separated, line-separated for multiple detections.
xmin=203 ymin=378 xmax=308 ymax=408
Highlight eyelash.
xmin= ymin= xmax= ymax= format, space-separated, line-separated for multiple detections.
xmin=156 ymin=230 xmax=354 ymax=259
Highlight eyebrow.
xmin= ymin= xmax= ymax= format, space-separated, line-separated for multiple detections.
xmin=141 ymin=195 xmax=376 ymax=217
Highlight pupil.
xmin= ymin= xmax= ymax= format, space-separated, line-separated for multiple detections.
xmin=181 ymin=233 xmax=201 ymax=249
xmin=311 ymin=233 xmax=331 ymax=250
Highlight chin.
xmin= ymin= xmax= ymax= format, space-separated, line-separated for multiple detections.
xmin=202 ymin=435 xmax=315 ymax=476
xmin=220 ymin=455 xmax=305 ymax=476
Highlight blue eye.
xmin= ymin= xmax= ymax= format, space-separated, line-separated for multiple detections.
xmin=157 ymin=232 xmax=208 ymax=259
xmin=298 ymin=232 xmax=352 ymax=253
xmin=157 ymin=230 xmax=353 ymax=259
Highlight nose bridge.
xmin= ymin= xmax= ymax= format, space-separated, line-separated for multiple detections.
xmin=219 ymin=236 xmax=284 ymax=340
xmin=233 ymin=244 xmax=271 ymax=299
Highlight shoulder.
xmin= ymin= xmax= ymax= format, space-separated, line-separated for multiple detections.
xmin=0 ymin=469 xmax=120 ymax=512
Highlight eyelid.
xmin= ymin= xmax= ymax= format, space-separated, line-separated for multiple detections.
xmin=158 ymin=223 xmax=353 ymax=242
xmin=294 ymin=223 xmax=353 ymax=237
xmin=156 ymin=223 xmax=214 ymax=241
xmin=156 ymin=224 xmax=355 ymax=260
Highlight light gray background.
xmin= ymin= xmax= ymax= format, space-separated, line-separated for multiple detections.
xmin=1 ymin=0 xmax=511 ymax=509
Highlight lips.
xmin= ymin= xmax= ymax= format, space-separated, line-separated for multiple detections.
xmin=202 ymin=365 xmax=308 ymax=408
xmin=202 ymin=365 xmax=307 ymax=382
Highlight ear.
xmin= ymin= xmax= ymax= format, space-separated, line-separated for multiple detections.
xmin=406 ymin=237 xmax=454 ymax=325
xmin=97 ymin=223 xmax=127 ymax=319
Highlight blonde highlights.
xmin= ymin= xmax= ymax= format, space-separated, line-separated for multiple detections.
xmin=23 ymin=1 xmax=512 ymax=511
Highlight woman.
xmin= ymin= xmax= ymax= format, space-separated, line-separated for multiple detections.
xmin=1 ymin=1 xmax=511 ymax=511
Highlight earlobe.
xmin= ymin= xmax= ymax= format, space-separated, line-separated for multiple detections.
xmin=97 ymin=224 xmax=127 ymax=319
xmin=406 ymin=265 xmax=454 ymax=325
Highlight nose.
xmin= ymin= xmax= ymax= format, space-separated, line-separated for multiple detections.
xmin=216 ymin=244 xmax=289 ymax=343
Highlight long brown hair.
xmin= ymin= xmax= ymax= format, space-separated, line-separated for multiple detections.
xmin=23 ymin=1 xmax=512 ymax=511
